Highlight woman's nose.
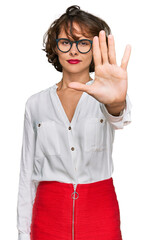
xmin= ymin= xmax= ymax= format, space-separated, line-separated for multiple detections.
xmin=69 ymin=43 xmax=79 ymax=55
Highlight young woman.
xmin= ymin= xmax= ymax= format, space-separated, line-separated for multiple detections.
xmin=17 ymin=5 xmax=132 ymax=240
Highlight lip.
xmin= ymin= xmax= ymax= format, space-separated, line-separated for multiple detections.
xmin=67 ymin=59 xmax=81 ymax=64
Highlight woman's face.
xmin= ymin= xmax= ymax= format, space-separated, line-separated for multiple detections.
xmin=56 ymin=22 xmax=93 ymax=74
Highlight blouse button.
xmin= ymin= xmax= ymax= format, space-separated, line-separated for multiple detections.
xmin=38 ymin=123 xmax=41 ymax=127
xmin=100 ymin=119 xmax=103 ymax=123
xmin=71 ymin=147 xmax=75 ymax=151
xmin=68 ymin=126 xmax=71 ymax=130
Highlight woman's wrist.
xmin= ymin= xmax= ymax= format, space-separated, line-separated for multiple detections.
xmin=105 ymin=100 xmax=126 ymax=116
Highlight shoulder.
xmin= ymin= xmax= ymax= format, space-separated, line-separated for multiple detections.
xmin=25 ymin=85 xmax=54 ymax=112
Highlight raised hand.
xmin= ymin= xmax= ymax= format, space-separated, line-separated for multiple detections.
xmin=92 ymin=30 xmax=131 ymax=104
xmin=68 ymin=30 xmax=131 ymax=115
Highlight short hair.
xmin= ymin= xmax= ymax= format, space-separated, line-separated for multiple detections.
xmin=42 ymin=5 xmax=111 ymax=72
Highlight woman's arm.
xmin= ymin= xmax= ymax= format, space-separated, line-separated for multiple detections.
xmin=16 ymin=101 xmax=37 ymax=240
xmin=100 ymin=94 xmax=132 ymax=129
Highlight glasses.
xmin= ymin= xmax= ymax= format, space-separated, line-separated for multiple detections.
xmin=56 ymin=38 xmax=93 ymax=54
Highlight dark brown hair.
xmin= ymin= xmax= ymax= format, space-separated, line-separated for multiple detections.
xmin=42 ymin=5 xmax=111 ymax=72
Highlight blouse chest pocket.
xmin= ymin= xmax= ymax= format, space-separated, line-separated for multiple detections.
xmin=36 ymin=120 xmax=60 ymax=156
xmin=84 ymin=117 xmax=107 ymax=152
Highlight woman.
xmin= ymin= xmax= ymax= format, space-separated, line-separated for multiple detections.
xmin=17 ymin=5 xmax=132 ymax=240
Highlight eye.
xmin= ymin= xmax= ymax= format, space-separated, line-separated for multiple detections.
xmin=80 ymin=40 xmax=90 ymax=46
xmin=61 ymin=40 xmax=70 ymax=45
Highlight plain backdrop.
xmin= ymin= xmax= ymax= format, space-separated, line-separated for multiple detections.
xmin=0 ymin=0 xmax=149 ymax=239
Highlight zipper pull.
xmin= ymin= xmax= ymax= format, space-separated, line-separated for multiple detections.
xmin=71 ymin=184 xmax=79 ymax=199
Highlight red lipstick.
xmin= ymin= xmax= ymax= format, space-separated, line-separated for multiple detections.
xmin=67 ymin=59 xmax=81 ymax=64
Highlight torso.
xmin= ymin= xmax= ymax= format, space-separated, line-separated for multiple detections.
xmin=56 ymin=83 xmax=84 ymax=123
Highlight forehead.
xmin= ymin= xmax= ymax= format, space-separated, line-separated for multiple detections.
xmin=58 ymin=22 xmax=91 ymax=40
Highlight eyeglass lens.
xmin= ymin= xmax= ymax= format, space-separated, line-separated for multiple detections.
xmin=57 ymin=39 xmax=92 ymax=53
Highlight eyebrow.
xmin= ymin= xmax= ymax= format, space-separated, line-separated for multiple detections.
xmin=59 ymin=37 xmax=91 ymax=41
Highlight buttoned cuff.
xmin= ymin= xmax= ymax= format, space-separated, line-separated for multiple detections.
xmin=100 ymin=94 xmax=132 ymax=129
xmin=18 ymin=232 xmax=30 ymax=240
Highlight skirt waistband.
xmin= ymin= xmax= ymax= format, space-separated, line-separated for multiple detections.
xmin=38 ymin=177 xmax=114 ymax=192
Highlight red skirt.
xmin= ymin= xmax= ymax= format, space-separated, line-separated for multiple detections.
xmin=30 ymin=177 xmax=122 ymax=240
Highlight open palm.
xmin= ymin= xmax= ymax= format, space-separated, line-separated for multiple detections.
xmin=68 ymin=30 xmax=131 ymax=106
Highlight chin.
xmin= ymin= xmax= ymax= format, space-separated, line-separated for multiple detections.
xmin=62 ymin=64 xmax=90 ymax=74
xmin=64 ymin=68 xmax=86 ymax=74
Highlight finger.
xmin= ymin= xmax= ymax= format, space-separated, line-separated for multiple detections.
xmin=121 ymin=44 xmax=132 ymax=70
xmin=108 ymin=35 xmax=117 ymax=65
xmin=92 ymin=36 xmax=102 ymax=66
xmin=99 ymin=30 xmax=108 ymax=64
xmin=67 ymin=82 xmax=90 ymax=93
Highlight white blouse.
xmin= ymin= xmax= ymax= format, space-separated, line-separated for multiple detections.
xmin=17 ymin=79 xmax=132 ymax=240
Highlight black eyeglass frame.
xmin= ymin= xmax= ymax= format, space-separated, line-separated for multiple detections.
xmin=56 ymin=38 xmax=93 ymax=54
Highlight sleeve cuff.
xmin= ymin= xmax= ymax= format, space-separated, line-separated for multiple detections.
xmin=100 ymin=94 xmax=132 ymax=129
xmin=18 ymin=232 xmax=30 ymax=240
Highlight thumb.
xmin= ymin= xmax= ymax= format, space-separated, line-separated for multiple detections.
xmin=68 ymin=82 xmax=89 ymax=92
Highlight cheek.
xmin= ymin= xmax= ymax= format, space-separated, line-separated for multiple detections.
xmin=57 ymin=54 xmax=67 ymax=65
xmin=84 ymin=53 xmax=93 ymax=65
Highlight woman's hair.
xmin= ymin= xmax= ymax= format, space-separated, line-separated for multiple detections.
xmin=42 ymin=5 xmax=111 ymax=72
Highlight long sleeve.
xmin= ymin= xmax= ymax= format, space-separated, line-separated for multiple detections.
xmin=100 ymin=94 xmax=132 ymax=129
xmin=16 ymin=101 xmax=38 ymax=240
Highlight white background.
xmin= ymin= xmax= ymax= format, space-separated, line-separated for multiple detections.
xmin=0 ymin=0 xmax=148 ymax=239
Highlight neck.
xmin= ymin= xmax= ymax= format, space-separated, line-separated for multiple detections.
xmin=58 ymin=70 xmax=92 ymax=90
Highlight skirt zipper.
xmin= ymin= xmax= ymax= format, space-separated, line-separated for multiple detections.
xmin=71 ymin=183 xmax=79 ymax=240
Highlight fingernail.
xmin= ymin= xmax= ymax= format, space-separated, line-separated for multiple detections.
xmin=94 ymin=36 xmax=98 ymax=41
xmin=127 ymin=44 xmax=132 ymax=49
xmin=100 ymin=30 xmax=105 ymax=35
xmin=108 ymin=34 xmax=113 ymax=39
